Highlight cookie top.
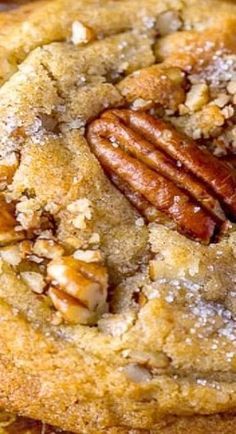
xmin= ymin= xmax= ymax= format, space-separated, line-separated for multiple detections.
xmin=0 ymin=1 xmax=235 ymax=433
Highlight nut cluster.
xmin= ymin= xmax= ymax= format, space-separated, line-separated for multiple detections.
xmin=0 ymin=156 xmax=108 ymax=326
xmin=87 ymin=109 xmax=236 ymax=243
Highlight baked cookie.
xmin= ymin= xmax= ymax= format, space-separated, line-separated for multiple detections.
xmin=0 ymin=0 xmax=235 ymax=433
xmin=0 ymin=410 xmax=73 ymax=434
xmin=1 ymin=412 xmax=236 ymax=434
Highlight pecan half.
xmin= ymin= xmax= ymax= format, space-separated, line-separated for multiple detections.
xmin=220 ymin=155 xmax=236 ymax=170
xmin=47 ymin=256 xmax=108 ymax=324
xmin=87 ymin=109 xmax=236 ymax=243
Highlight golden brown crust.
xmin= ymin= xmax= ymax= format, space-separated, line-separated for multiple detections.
xmin=1 ymin=413 xmax=236 ymax=434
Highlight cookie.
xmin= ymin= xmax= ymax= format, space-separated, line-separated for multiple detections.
xmin=0 ymin=1 xmax=235 ymax=433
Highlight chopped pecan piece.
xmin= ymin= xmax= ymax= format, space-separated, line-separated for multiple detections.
xmin=0 ymin=195 xmax=24 ymax=245
xmin=48 ymin=287 xmax=96 ymax=325
xmin=71 ymin=21 xmax=95 ymax=46
xmin=0 ymin=156 xmax=18 ymax=190
xmin=87 ymin=109 xmax=236 ymax=243
xmin=47 ymin=256 xmax=108 ymax=324
xmin=117 ymin=65 xmax=186 ymax=111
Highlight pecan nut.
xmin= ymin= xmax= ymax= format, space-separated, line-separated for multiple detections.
xmin=0 ymin=155 xmax=18 ymax=190
xmin=0 ymin=195 xmax=24 ymax=245
xmin=87 ymin=109 xmax=236 ymax=243
xmin=47 ymin=256 xmax=108 ymax=324
xmin=117 ymin=65 xmax=186 ymax=111
xmin=48 ymin=287 xmax=97 ymax=325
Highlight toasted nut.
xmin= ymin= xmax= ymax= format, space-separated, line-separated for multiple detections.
xmin=212 ymin=93 xmax=231 ymax=108
xmin=19 ymin=240 xmax=33 ymax=258
xmin=47 ymin=256 xmax=108 ymax=322
xmin=87 ymin=109 xmax=231 ymax=243
xmin=118 ymin=65 xmax=185 ymax=111
xmin=0 ymin=153 xmax=18 ymax=190
xmin=48 ymin=286 xmax=94 ymax=325
xmin=67 ymin=198 xmax=93 ymax=230
xmin=0 ymin=244 xmax=22 ymax=266
xmin=72 ymin=214 xmax=87 ymax=229
xmin=227 ymin=80 xmax=236 ymax=95
xmin=47 ymin=257 xmax=107 ymax=310
xmin=71 ymin=21 xmax=95 ymax=45
xmin=89 ymin=233 xmax=100 ymax=245
xmin=21 ymin=271 xmax=46 ymax=294
xmin=131 ymin=98 xmax=153 ymax=110
xmin=16 ymin=197 xmax=42 ymax=230
xmin=33 ymin=239 xmax=64 ymax=260
xmin=73 ymin=249 xmax=103 ymax=263
xmin=87 ymin=109 xmax=236 ymax=243
xmin=108 ymin=171 xmax=161 ymax=223
xmin=0 ymin=195 xmax=24 ymax=246
xmin=67 ymin=198 xmax=92 ymax=217
xmin=185 ymin=84 xmax=209 ymax=112
xmin=221 ymin=105 xmax=234 ymax=119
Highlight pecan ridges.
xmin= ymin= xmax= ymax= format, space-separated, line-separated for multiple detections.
xmin=87 ymin=109 xmax=236 ymax=244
